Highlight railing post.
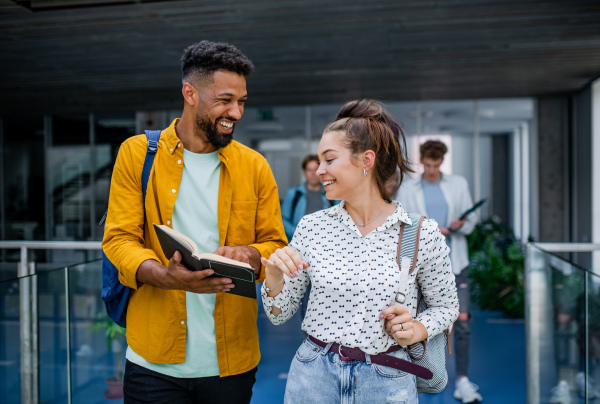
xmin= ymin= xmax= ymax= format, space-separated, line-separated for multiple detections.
xmin=65 ymin=266 xmax=72 ymax=404
xmin=525 ymin=244 xmax=539 ymax=404
xmin=19 ymin=247 xmax=33 ymax=404
xmin=526 ymin=244 xmax=555 ymax=404
xmin=31 ymin=261 xmax=39 ymax=404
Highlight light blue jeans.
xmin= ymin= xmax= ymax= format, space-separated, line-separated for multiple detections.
xmin=284 ymin=338 xmax=418 ymax=404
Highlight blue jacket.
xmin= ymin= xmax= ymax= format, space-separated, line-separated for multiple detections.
xmin=281 ymin=183 xmax=336 ymax=240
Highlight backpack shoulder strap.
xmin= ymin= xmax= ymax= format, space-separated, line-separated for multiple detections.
xmin=395 ymin=213 xmax=425 ymax=305
xmin=142 ymin=130 xmax=161 ymax=199
xmin=398 ymin=213 xmax=425 ymax=274
xmin=290 ymin=188 xmax=303 ymax=219
xmin=98 ymin=129 xmax=162 ymax=227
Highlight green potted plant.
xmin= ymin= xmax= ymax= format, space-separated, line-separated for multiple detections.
xmin=467 ymin=217 xmax=525 ymax=318
xmin=92 ymin=312 xmax=126 ymax=399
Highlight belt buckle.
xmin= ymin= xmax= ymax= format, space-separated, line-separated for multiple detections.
xmin=338 ymin=344 xmax=352 ymax=362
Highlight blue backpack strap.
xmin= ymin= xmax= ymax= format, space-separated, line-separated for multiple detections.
xmin=142 ymin=130 xmax=161 ymax=199
xmin=100 ymin=129 xmax=161 ymax=328
xmin=290 ymin=189 xmax=303 ymax=221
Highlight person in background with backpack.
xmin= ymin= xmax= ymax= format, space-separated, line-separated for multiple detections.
xmin=281 ymin=154 xmax=335 ymax=241
xmin=102 ymin=40 xmax=287 ymax=404
xmin=260 ymin=99 xmax=458 ymax=403
xmin=280 ymin=154 xmax=336 ymax=322
xmin=397 ymin=140 xmax=481 ymax=404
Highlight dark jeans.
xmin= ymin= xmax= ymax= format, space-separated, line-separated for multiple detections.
xmin=124 ymin=360 xmax=257 ymax=404
xmin=455 ymin=269 xmax=471 ymax=378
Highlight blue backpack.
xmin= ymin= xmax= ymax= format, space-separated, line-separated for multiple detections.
xmin=100 ymin=130 xmax=161 ymax=328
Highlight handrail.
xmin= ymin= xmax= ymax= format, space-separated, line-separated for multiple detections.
xmin=0 ymin=241 xmax=101 ymax=278
xmin=0 ymin=241 xmax=101 ymax=250
xmin=530 ymin=242 xmax=600 ymax=253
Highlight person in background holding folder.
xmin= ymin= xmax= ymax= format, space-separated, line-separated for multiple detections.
xmin=102 ymin=40 xmax=287 ymax=404
xmin=260 ymin=99 xmax=458 ymax=403
xmin=397 ymin=140 xmax=481 ymax=404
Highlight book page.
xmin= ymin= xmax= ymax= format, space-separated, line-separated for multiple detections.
xmin=154 ymin=224 xmax=198 ymax=255
xmin=195 ymin=253 xmax=253 ymax=269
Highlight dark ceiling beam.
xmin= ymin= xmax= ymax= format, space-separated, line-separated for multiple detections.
xmin=1 ymin=0 xmax=599 ymax=114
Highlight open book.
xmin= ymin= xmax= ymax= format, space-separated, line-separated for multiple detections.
xmin=153 ymin=224 xmax=256 ymax=299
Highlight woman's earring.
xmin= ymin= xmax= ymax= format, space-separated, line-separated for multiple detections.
xmin=363 ymin=168 xmax=368 ymax=177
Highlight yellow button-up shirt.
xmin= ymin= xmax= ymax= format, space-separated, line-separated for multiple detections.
xmin=102 ymin=119 xmax=287 ymax=376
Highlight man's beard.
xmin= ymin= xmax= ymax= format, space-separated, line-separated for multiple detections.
xmin=195 ymin=112 xmax=235 ymax=149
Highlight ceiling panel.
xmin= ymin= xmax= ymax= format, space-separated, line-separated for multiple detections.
xmin=0 ymin=0 xmax=599 ymax=113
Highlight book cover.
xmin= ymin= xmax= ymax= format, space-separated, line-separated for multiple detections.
xmin=153 ymin=224 xmax=256 ymax=299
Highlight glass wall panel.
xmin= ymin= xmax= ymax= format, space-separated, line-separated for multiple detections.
xmin=92 ymin=113 xmax=135 ymax=242
xmin=49 ymin=114 xmax=92 ymax=243
xmin=68 ymin=259 xmax=124 ymax=403
xmin=38 ymin=267 xmax=68 ymax=403
xmin=586 ymin=271 xmax=600 ymax=401
xmin=527 ymin=244 xmax=600 ymax=403
xmin=1 ymin=116 xmax=46 ymax=279
xmin=2 ymin=116 xmax=46 ymax=242
xmin=550 ymin=254 xmax=586 ymax=400
xmin=0 ymin=273 xmax=21 ymax=403
xmin=48 ymin=114 xmax=98 ymax=266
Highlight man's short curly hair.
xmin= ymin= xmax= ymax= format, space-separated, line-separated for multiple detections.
xmin=181 ymin=40 xmax=254 ymax=85
xmin=302 ymin=155 xmax=319 ymax=170
xmin=420 ymin=140 xmax=448 ymax=160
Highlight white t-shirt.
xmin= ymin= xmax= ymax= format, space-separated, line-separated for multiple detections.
xmin=127 ymin=149 xmax=221 ymax=377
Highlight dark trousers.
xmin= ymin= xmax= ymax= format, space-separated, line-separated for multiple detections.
xmin=124 ymin=360 xmax=257 ymax=404
xmin=455 ymin=270 xmax=471 ymax=378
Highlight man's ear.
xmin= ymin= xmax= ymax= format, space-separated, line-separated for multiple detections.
xmin=181 ymin=82 xmax=197 ymax=106
xmin=362 ymin=150 xmax=376 ymax=171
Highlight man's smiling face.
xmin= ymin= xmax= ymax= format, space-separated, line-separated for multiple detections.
xmin=194 ymin=70 xmax=247 ymax=149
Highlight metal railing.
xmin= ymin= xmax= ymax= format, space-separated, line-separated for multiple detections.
xmin=0 ymin=241 xmax=101 ymax=404
xmin=526 ymin=242 xmax=600 ymax=404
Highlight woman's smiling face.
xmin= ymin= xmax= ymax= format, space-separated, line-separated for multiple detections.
xmin=316 ymin=131 xmax=364 ymax=202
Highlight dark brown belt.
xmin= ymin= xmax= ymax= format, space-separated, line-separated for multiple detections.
xmin=308 ymin=336 xmax=433 ymax=380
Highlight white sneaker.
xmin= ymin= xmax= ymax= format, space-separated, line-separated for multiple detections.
xmin=453 ymin=377 xmax=483 ymax=403
xmin=75 ymin=344 xmax=94 ymax=357
xmin=576 ymin=372 xmax=600 ymax=399
xmin=550 ymin=380 xmax=571 ymax=404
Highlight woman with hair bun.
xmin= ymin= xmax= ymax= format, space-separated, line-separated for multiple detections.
xmin=260 ymin=99 xmax=459 ymax=403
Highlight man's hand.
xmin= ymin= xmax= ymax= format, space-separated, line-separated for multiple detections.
xmin=214 ymin=245 xmax=262 ymax=275
xmin=438 ymin=225 xmax=451 ymax=237
xmin=137 ymin=252 xmax=234 ymax=294
xmin=449 ymin=217 xmax=466 ymax=232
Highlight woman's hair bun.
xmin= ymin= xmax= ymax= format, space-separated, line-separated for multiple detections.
xmin=324 ymin=99 xmax=413 ymax=202
xmin=335 ymin=99 xmax=384 ymax=121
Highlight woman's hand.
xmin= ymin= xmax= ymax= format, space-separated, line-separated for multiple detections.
xmin=380 ymin=305 xmax=426 ymax=347
xmin=260 ymin=246 xmax=309 ymax=279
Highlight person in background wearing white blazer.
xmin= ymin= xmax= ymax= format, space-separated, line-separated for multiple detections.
xmin=397 ymin=140 xmax=482 ymax=404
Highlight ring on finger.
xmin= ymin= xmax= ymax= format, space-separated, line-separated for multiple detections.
xmin=400 ymin=323 xmax=404 ymax=331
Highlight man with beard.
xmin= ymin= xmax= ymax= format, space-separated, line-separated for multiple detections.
xmin=102 ymin=40 xmax=287 ymax=403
